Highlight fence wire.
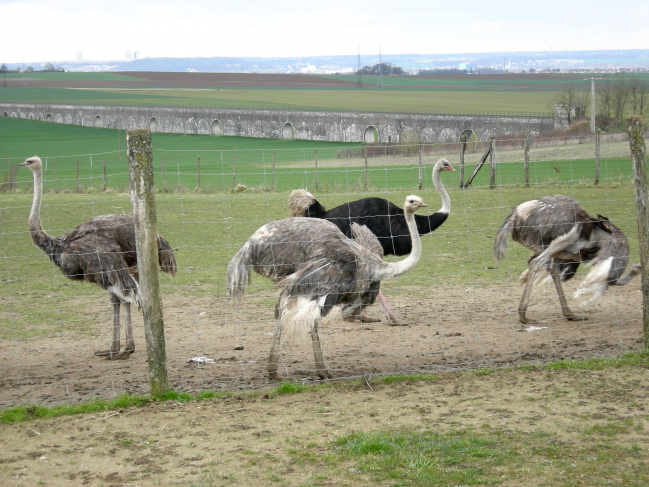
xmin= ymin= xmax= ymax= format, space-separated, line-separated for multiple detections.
xmin=0 ymin=135 xmax=643 ymax=408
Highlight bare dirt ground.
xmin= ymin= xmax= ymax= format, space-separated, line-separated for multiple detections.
xmin=1 ymin=279 xmax=643 ymax=410
xmin=2 ymin=359 xmax=649 ymax=486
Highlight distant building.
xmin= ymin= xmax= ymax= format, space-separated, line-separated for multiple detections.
xmin=76 ymin=51 xmax=82 ymax=62
xmin=459 ymin=63 xmax=476 ymax=71
xmin=134 ymin=52 xmax=139 ymax=60
xmin=125 ymin=50 xmax=131 ymax=60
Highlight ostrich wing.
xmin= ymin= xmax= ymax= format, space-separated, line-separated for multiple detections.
xmin=350 ymin=223 xmax=384 ymax=258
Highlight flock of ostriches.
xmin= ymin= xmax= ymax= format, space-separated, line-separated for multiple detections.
xmin=21 ymin=156 xmax=641 ymax=380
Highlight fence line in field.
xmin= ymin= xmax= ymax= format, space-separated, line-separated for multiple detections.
xmin=0 ymin=129 xmax=646 ymax=408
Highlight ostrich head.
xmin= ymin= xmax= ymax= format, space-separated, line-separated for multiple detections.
xmin=20 ymin=156 xmax=42 ymax=172
xmin=436 ymin=158 xmax=456 ymax=172
xmin=403 ymin=195 xmax=427 ymax=214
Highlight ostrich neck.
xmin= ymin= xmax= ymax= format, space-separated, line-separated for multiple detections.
xmin=433 ymin=165 xmax=450 ymax=214
xmin=28 ymin=166 xmax=49 ymax=247
xmin=373 ymin=211 xmax=421 ymax=280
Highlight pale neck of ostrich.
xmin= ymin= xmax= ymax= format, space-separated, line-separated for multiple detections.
xmin=28 ymin=165 xmax=48 ymax=246
xmin=373 ymin=209 xmax=421 ymax=280
xmin=433 ymin=163 xmax=450 ymax=214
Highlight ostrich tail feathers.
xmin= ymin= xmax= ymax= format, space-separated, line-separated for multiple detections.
xmin=157 ymin=236 xmax=177 ymax=277
xmin=279 ymin=296 xmax=329 ymax=345
xmin=226 ymin=243 xmax=252 ymax=302
xmin=574 ymin=257 xmax=613 ymax=306
xmin=288 ymin=189 xmax=316 ymax=217
xmin=519 ymin=267 xmax=553 ymax=293
xmin=494 ymin=214 xmax=514 ymax=262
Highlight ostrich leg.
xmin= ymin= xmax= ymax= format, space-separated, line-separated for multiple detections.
xmin=310 ymin=319 xmax=330 ymax=380
xmin=549 ymin=264 xmax=584 ymax=321
xmin=95 ymin=293 xmax=121 ymax=357
xmin=115 ymin=302 xmax=135 ymax=359
xmin=518 ymin=225 xmax=581 ymax=324
xmin=378 ymin=291 xmax=402 ymax=325
xmin=267 ymin=303 xmax=283 ymax=380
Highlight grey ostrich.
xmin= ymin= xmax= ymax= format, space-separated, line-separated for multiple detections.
xmin=227 ymin=195 xmax=428 ymax=380
xmin=288 ymin=157 xmax=455 ymax=324
xmin=494 ymin=195 xmax=640 ymax=324
xmin=21 ymin=156 xmax=177 ymax=359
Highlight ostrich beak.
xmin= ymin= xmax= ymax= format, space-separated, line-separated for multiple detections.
xmin=445 ymin=166 xmax=456 ymax=172
xmin=19 ymin=161 xmax=29 ymax=167
xmin=419 ymin=202 xmax=428 ymax=208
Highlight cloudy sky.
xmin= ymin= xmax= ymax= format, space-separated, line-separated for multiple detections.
xmin=2 ymin=0 xmax=647 ymax=63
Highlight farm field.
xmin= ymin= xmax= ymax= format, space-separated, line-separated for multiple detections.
xmin=1 ymin=118 xmax=634 ymax=193
xmin=2 ymin=71 xmax=623 ymax=114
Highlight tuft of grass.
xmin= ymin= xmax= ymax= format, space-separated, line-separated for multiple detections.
xmin=381 ymin=374 xmax=438 ymax=383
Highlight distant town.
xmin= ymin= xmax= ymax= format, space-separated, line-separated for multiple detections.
xmin=2 ymin=49 xmax=648 ymax=74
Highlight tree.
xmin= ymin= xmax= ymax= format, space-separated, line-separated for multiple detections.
xmin=43 ymin=62 xmax=55 ymax=72
xmin=360 ymin=62 xmax=405 ymax=76
xmin=25 ymin=66 xmax=34 ymax=73
xmin=611 ymin=77 xmax=630 ymax=119
xmin=0 ymin=63 xmax=7 ymax=72
xmin=553 ymin=84 xmax=589 ymax=128
xmin=629 ymin=76 xmax=649 ymax=116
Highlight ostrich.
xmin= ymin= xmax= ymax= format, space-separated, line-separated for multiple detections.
xmin=494 ymin=195 xmax=640 ymax=324
xmin=227 ymin=195 xmax=428 ymax=380
xmin=288 ymin=157 xmax=455 ymax=323
xmin=21 ymin=156 xmax=177 ymax=359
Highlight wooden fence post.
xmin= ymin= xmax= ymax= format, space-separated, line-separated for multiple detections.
xmin=628 ymin=116 xmax=649 ymax=348
xmin=364 ymin=147 xmax=368 ymax=191
xmin=102 ymin=160 xmax=107 ymax=191
xmin=459 ymin=135 xmax=467 ymax=188
xmin=272 ymin=151 xmax=275 ymax=192
xmin=314 ymin=149 xmax=318 ymax=192
xmin=52 ymin=160 xmax=55 ymax=191
xmin=595 ymin=129 xmax=601 ymax=185
xmin=197 ymin=156 xmax=201 ymax=190
xmin=126 ymin=129 xmax=169 ymax=395
xmin=161 ymin=155 xmax=166 ymax=191
xmin=418 ymin=144 xmax=423 ymax=190
xmin=489 ymin=137 xmax=496 ymax=189
xmin=76 ymin=160 xmax=80 ymax=192
xmin=232 ymin=154 xmax=236 ymax=189
xmin=524 ymin=134 xmax=531 ymax=188
xmin=119 ymin=129 xmax=122 ymax=159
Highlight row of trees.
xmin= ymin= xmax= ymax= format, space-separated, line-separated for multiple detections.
xmin=358 ymin=62 xmax=406 ymax=75
xmin=553 ymin=75 xmax=649 ymax=129
xmin=0 ymin=62 xmax=64 ymax=73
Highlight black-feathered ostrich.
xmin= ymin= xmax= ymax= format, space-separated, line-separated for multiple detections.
xmin=21 ymin=156 xmax=177 ymax=359
xmin=288 ymin=158 xmax=455 ymax=323
xmin=494 ymin=195 xmax=640 ymax=324
xmin=227 ymin=195 xmax=428 ymax=380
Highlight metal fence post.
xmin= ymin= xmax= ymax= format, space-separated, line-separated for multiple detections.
xmin=126 ymin=129 xmax=169 ymax=395
xmin=628 ymin=116 xmax=649 ymax=348
xmin=595 ymin=130 xmax=601 ymax=185
xmin=232 ymin=154 xmax=236 ymax=189
xmin=524 ymin=134 xmax=530 ymax=188
xmin=197 ymin=156 xmax=201 ymax=190
xmin=161 ymin=155 xmax=166 ymax=191
xmin=315 ymin=149 xmax=318 ymax=192
xmin=418 ymin=144 xmax=423 ymax=190
xmin=76 ymin=160 xmax=80 ymax=192
xmin=489 ymin=137 xmax=496 ymax=189
xmin=102 ymin=160 xmax=107 ymax=191
xmin=272 ymin=151 xmax=275 ymax=191
xmin=459 ymin=135 xmax=466 ymax=188
xmin=364 ymin=147 xmax=368 ymax=191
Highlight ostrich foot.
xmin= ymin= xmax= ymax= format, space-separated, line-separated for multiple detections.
xmin=268 ymin=371 xmax=281 ymax=381
xmin=360 ymin=312 xmax=381 ymax=323
xmin=566 ymin=314 xmax=588 ymax=321
xmin=113 ymin=349 xmax=134 ymax=359
xmin=518 ymin=313 xmax=531 ymax=325
xmin=94 ymin=349 xmax=119 ymax=357
xmin=316 ymin=370 xmax=331 ymax=380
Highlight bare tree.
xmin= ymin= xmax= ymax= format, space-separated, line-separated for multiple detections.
xmin=611 ymin=77 xmax=630 ymax=120
xmin=633 ymin=78 xmax=649 ymax=117
xmin=553 ymin=84 xmax=589 ymax=127
xmin=598 ymin=78 xmax=613 ymax=117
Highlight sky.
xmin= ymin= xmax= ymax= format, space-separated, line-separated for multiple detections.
xmin=2 ymin=0 xmax=647 ymax=63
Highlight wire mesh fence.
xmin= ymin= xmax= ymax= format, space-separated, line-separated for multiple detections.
xmin=0 ymin=134 xmax=644 ymax=408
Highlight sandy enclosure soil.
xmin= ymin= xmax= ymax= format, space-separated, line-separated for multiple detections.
xmin=2 ymin=362 xmax=649 ymax=486
xmin=0 ymin=278 xmax=643 ymax=409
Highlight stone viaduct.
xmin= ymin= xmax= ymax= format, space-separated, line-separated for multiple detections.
xmin=1 ymin=103 xmax=556 ymax=143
